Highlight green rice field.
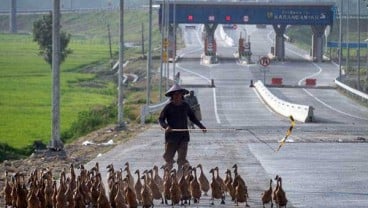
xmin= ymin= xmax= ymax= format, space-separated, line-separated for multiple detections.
xmin=0 ymin=33 xmax=117 ymax=148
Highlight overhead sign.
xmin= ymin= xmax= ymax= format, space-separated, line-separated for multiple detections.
xmin=260 ymin=56 xmax=270 ymax=67
xmin=159 ymin=2 xmax=334 ymax=25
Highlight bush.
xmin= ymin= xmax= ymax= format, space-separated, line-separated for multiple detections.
xmin=0 ymin=142 xmax=34 ymax=162
xmin=61 ymin=103 xmax=117 ymax=142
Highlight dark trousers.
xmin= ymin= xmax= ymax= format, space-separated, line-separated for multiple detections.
xmin=163 ymin=141 xmax=189 ymax=170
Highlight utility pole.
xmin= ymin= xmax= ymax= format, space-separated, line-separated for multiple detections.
xmin=172 ymin=2 xmax=176 ymax=81
xmin=9 ymin=0 xmax=16 ymax=33
xmin=339 ymin=0 xmax=343 ymax=78
xmin=357 ymin=0 xmax=361 ymax=90
xmin=50 ymin=0 xmax=64 ymax=151
xmin=117 ymin=0 xmax=125 ymax=129
xmin=146 ymin=0 xmax=153 ymax=106
xmin=346 ymin=1 xmax=350 ymax=71
xmin=159 ymin=2 xmax=164 ymax=101
xmin=141 ymin=23 xmax=145 ymax=57
xmin=107 ymin=24 xmax=113 ymax=60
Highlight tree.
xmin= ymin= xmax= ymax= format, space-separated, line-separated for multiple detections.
xmin=32 ymin=12 xmax=72 ymax=66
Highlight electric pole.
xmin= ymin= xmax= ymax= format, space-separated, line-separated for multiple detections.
xmin=146 ymin=0 xmax=153 ymax=106
xmin=50 ymin=0 xmax=64 ymax=151
xmin=117 ymin=0 xmax=125 ymax=129
xmin=10 ymin=0 xmax=17 ymax=33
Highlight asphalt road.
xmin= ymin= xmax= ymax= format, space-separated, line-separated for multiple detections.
xmin=86 ymin=24 xmax=368 ymax=207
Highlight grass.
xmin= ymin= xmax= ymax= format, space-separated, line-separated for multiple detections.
xmin=0 ymin=33 xmax=115 ymax=148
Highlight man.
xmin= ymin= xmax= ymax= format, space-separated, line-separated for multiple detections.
xmin=159 ymin=84 xmax=206 ymax=171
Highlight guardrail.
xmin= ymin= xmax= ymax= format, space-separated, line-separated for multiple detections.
xmin=254 ymin=80 xmax=314 ymax=122
xmin=335 ymin=79 xmax=368 ymax=105
xmin=140 ymin=99 xmax=170 ymax=124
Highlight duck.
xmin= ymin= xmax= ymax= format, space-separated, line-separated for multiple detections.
xmin=3 ymin=171 xmax=12 ymax=207
xmin=69 ymin=164 xmax=77 ymax=192
xmin=232 ymin=164 xmax=247 ymax=189
xmin=51 ymin=180 xmax=57 ymax=208
xmin=79 ymin=171 xmax=92 ymax=205
xmin=106 ymin=163 xmax=115 ymax=190
xmin=14 ymin=172 xmax=28 ymax=208
xmin=189 ymin=166 xmax=202 ymax=204
xmin=72 ymin=176 xmax=86 ymax=208
xmin=10 ymin=176 xmax=18 ymax=208
xmin=108 ymin=175 xmax=118 ymax=208
xmin=55 ymin=170 xmax=67 ymax=208
xmin=214 ymin=166 xmax=226 ymax=200
xmin=162 ymin=166 xmax=172 ymax=205
xmin=27 ymin=181 xmax=41 ymax=208
xmin=141 ymin=173 xmax=154 ymax=208
xmin=42 ymin=169 xmax=54 ymax=208
xmin=134 ymin=169 xmax=143 ymax=204
xmin=234 ymin=177 xmax=250 ymax=207
xmin=275 ymin=176 xmax=287 ymax=208
xmin=169 ymin=169 xmax=181 ymax=206
xmin=124 ymin=162 xmax=135 ymax=190
xmin=261 ymin=179 xmax=273 ymax=208
xmin=124 ymin=176 xmax=138 ymax=208
xmin=90 ymin=174 xmax=101 ymax=207
xmin=178 ymin=164 xmax=191 ymax=205
xmin=225 ymin=169 xmax=236 ymax=201
xmin=196 ymin=163 xmax=210 ymax=196
xmin=64 ymin=177 xmax=74 ymax=207
xmin=153 ymin=165 xmax=164 ymax=194
xmin=97 ymin=180 xmax=111 ymax=208
xmin=114 ymin=177 xmax=127 ymax=208
xmin=147 ymin=169 xmax=164 ymax=204
xmin=209 ymin=168 xmax=224 ymax=205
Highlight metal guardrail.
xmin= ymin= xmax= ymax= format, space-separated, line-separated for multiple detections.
xmin=335 ymin=79 xmax=368 ymax=105
xmin=140 ymin=99 xmax=170 ymax=124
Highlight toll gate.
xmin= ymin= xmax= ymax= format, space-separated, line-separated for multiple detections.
xmin=156 ymin=1 xmax=335 ymax=62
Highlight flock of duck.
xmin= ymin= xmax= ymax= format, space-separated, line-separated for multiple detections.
xmin=2 ymin=162 xmax=288 ymax=208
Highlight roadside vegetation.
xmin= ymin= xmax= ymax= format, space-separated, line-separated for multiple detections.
xmin=0 ymin=9 xmax=168 ymax=161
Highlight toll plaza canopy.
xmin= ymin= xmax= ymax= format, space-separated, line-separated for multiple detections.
xmin=156 ymin=1 xmax=335 ymax=26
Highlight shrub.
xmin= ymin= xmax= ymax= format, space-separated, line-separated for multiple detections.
xmin=61 ymin=103 xmax=117 ymax=142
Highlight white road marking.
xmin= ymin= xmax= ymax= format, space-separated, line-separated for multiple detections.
xmin=213 ymin=88 xmax=221 ymax=124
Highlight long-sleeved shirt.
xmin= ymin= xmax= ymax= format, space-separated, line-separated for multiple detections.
xmin=159 ymin=101 xmax=205 ymax=143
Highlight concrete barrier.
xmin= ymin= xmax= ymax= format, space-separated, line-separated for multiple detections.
xmin=305 ymin=78 xmax=316 ymax=86
xmin=254 ymin=80 xmax=314 ymax=122
xmin=271 ymin=77 xmax=283 ymax=85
